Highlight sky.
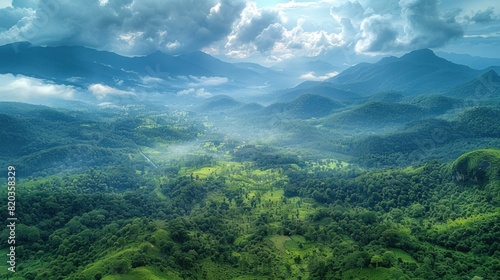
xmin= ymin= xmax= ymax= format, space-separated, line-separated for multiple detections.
xmin=0 ymin=0 xmax=499 ymax=65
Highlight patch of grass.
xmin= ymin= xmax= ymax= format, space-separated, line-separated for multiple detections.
xmin=261 ymin=189 xmax=284 ymax=203
xmin=268 ymin=235 xmax=292 ymax=253
xmin=79 ymin=248 xmax=137 ymax=279
xmin=103 ymin=266 xmax=181 ymax=280
xmin=199 ymin=259 xmax=241 ymax=279
xmin=343 ymin=267 xmax=407 ymax=280
xmin=433 ymin=212 xmax=499 ymax=233
xmin=233 ymin=276 xmax=270 ymax=280
xmin=388 ymin=248 xmax=416 ymax=263
xmin=284 ymin=235 xmax=314 ymax=252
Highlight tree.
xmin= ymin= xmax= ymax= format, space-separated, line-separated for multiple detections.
xmin=110 ymin=258 xmax=130 ymax=274
xmin=371 ymin=255 xmax=383 ymax=268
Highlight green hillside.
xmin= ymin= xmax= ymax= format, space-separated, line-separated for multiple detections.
xmin=264 ymin=94 xmax=344 ymax=119
xmin=1 ymin=99 xmax=499 ymax=280
xmin=324 ymin=101 xmax=426 ymax=127
xmin=451 ymin=149 xmax=500 ymax=185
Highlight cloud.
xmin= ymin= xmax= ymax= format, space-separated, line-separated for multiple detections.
xmin=255 ymin=23 xmax=284 ymax=52
xmin=354 ymin=0 xmax=464 ymax=53
xmin=0 ymin=0 xmax=246 ymax=55
xmin=400 ymin=0 xmax=463 ymax=49
xmin=356 ymin=14 xmax=398 ymax=52
xmin=0 ymin=0 xmax=496 ymax=62
xmin=0 ymin=74 xmax=74 ymax=101
xmin=88 ymin=83 xmax=134 ymax=99
xmin=187 ymin=76 xmax=229 ymax=87
xmin=471 ymin=7 xmax=496 ymax=23
xmin=330 ymin=0 xmax=365 ymax=22
xmin=299 ymin=71 xmax=339 ymax=81
xmin=225 ymin=2 xmax=283 ymax=56
xmin=176 ymin=88 xmax=212 ymax=98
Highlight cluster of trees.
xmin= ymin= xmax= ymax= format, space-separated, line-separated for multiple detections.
xmin=2 ymin=152 xmax=499 ymax=279
xmin=1 ymin=102 xmax=499 ymax=279
xmin=0 ymin=104 xmax=202 ymax=178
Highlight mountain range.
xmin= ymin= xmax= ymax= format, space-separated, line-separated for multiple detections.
xmin=272 ymin=49 xmax=499 ymax=104
xmin=326 ymin=49 xmax=484 ymax=95
xmin=1 ymin=42 xmax=499 ymax=104
xmin=0 ymin=42 xmax=290 ymax=94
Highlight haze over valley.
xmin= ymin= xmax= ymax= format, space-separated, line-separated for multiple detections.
xmin=1 ymin=1 xmax=500 ymax=279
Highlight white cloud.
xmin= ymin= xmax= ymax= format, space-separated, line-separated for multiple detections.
xmin=299 ymin=71 xmax=339 ymax=81
xmin=187 ymin=76 xmax=229 ymax=87
xmin=88 ymin=83 xmax=134 ymax=99
xmin=176 ymin=88 xmax=213 ymax=98
xmin=0 ymin=74 xmax=74 ymax=101
xmin=0 ymin=0 xmax=11 ymax=9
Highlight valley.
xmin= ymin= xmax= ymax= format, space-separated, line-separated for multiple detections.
xmin=1 ymin=44 xmax=500 ymax=280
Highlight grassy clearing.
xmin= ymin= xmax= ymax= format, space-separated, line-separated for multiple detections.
xmin=103 ymin=266 xmax=181 ymax=280
xmin=433 ymin=212 xmax=499 ymax=233
xmin=305 ymin=159 xmax=349 ymax=172
xmin=232 ymin=276 xmax=271 ymax=280
xmin=283 ymin=235 xmax=317 ymax=255
xmin=388 ymin=248 xmax=417 ymax=263
xmin=80 ymin=248 xmax=137 ymax=278
xmin=343 ymin=267 xmax=405 ymax=280
xmin=268 ymin=235 xmax=292 ymax=253
xmin=199 ymin=259 xmax=242 ymax=279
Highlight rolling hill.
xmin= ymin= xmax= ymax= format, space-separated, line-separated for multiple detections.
xmin=262 ymin=94 xmax=344 ymax=119
xmin=274 ymin=81 xmax=361 ymax=103
xmin=443 ymin=70 xmax=500 ymax=100
xmin=451 ymin=149 xmax=500 ymax=185
xmin=324 ymin=102 xmax=427 ymax=128
xmin=196 ymin=95 xmax=243 ymax=112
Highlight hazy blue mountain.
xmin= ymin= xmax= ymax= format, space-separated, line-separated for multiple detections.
xmin=262 ymin=93 xmax=344 ymax=119
xmin=274 ymin=81 xmax=361 ymax=103
xmin=443 ymin=70 xmax=500 ymax=100
xmin=237 ymin=102 xmax=265 ymax=112
xmin=403 ymin=94 xmax=463 ymax=113
xmin=365 ymin=91 xmax=404 ymax=103
xmin=0 ymin=42 xmax=290 ymax=93
xmin=178 ymin=51 xmax=289 ymax=87
xmin=436 ymin=51 xmax=500 ymax=70
xmin=327 ymin=49 xmax=482 ymax=95
xmin=271 ymin=57 xmax=340 ymax=76
xmin=196 ymin=95 xmax=243 ymax=112
xmin=0 ymin=42 xmax=210 ymax=88
xmin=324 ymin=101 xmax=427 ymax=128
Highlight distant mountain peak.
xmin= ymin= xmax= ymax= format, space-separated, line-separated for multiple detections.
xmin=400 ymin=48 xmax=437 ymax=60
xmin=326 ymin=48 xmax=478 ymax=95
xmin=480 ymin=69 xmax=500 ymax=80
xmin=146 ymin=50 xmax=166 ymax=58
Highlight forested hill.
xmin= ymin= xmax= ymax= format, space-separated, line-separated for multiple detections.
xmin=1 ymin=100 xmax=499 ymax=279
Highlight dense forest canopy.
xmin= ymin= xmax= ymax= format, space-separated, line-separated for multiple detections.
xmin=1 ymin=93 xmax=499 ymax=280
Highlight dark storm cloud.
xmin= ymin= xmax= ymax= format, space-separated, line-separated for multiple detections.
xmin=1 ymin=0 xmax=245 ymax=55
xmin=254 ymin=23 xmax=284 ymax=52
xmin=357 ymin=15 xmax=398 ymax=52
xmin=0 ymin=6 xmax=31 ymax=30
xmin=400 ymin=0 xmax=463 ymax=48
xmin=471 ymin=7 xmax=496 ymax=23
xmin=356 ymin=0 xmax=464 ymax=53
xmin=12 ymin=0 xmax=38 ymax=8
